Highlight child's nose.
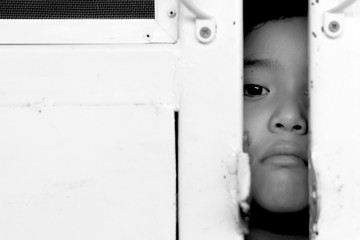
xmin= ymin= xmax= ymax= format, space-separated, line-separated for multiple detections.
xmin=269 ymin=100 xmax=308 ymax=135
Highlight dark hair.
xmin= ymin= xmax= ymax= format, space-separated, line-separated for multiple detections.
xmin=243 ymin=0 xmax=308 ymax=37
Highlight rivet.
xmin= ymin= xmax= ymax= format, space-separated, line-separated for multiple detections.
xmin=329 ymin=21 xmax=340 ymax=33
xmin=144 ymin=33 xmax=152 ymax=41
xmin=168 ymin=10 xmax=177 ymax=18
xmin=200 ymin=27 xmax=212 ymax=39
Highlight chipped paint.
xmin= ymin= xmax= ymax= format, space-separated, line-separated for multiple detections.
xmin=225 ymin=148 xmax=250 ymax=234
xmin=237 ymin=151 xmax=251 ymax=233
xmin=309 ymin=154 xmax=319 ymax=239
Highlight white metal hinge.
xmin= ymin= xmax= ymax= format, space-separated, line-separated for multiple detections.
xmin=181 ymin=0 xmax=217 ymax=43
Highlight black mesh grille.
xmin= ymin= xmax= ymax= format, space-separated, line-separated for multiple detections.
xmin=0 ymin=0 xmax=155 ymax=19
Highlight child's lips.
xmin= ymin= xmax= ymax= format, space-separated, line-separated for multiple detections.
xmin=261 ymin=144 xmax=308 ymax=167
xmin=264 ymin=154 xmax=307 ymax=167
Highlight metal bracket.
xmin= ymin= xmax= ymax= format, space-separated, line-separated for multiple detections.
xmin=181 ymin=0 xmax=217 ymax=43
xmin=324 ymin=0 xmax=358 ymax=38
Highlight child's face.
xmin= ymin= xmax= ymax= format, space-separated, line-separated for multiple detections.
xmin=244 ymin=17 xmax=308 ymax=213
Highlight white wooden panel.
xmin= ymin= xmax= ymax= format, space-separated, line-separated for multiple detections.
xmin=178 ymin=0 xmax=244 ymax=239
xmin=310 ymin=0 xmax=360 ymax=239
xmin=0 ymin=33 xmax=178 ymax=240
xmin=0 ymin=45 xmax=177 ymax=105
xmin=0 ymin=106 xmax=175 ymax=240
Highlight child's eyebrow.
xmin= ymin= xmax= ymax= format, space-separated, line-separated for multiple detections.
xmin=244 ymin=58 xmax=280 ymax=71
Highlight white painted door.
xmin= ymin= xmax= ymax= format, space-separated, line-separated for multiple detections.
xmin=0 ymin=0 xmax=245 ymax=239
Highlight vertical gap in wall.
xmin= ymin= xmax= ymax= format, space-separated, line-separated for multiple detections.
xmin=243 ymin=1 xmax=310 ymax=238
xmin=174 ymin=111 xmax=179 ymax=240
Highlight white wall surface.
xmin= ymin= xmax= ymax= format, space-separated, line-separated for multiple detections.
xmin=178 ymin=0 xmax=244 ymax=239
xmin=0 ymin=45 xmax=179 ymax=240
xmin=310 ymin=0 xmax=360 ymax=239
xmin=0 ymin=106 xmax=175 ymax=240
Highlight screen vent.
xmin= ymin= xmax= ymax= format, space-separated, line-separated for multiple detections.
xmin=0 ymin=0 xmax=155 ymax=19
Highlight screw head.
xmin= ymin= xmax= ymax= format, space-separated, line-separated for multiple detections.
xmin=168 ymin=10 xmax=176 ymax=18
xmin=329 ymin=21 xmax=340 ymax=33
xmin=200 ymin=27 xmax=212 ymax=39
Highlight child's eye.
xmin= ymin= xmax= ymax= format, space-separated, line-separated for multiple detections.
xmin=244 ymin=84 xmax=269 ymax=97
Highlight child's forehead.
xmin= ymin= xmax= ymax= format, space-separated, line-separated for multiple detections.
xmin=244 ymin=17 xmax=308 ymax=83
xmin=244 ymin=17 xmax=307 ymax=65
xmin=245 ymin=17 xmax=307 ymax=47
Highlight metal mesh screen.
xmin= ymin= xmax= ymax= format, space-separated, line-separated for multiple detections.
xmin=0 ymin=0 xmax=155 ymax=19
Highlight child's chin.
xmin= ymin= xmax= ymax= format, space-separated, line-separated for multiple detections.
xmin=252 ymin=167 xmax=309 ymax=213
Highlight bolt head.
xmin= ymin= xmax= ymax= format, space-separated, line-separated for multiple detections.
xmin=329 ymin=21 xmax=340 ymax=33
xmin=168 ymin=10 xmax=176 ymax=18
xmin=200 ymin=27 xmax=212 ymax=39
